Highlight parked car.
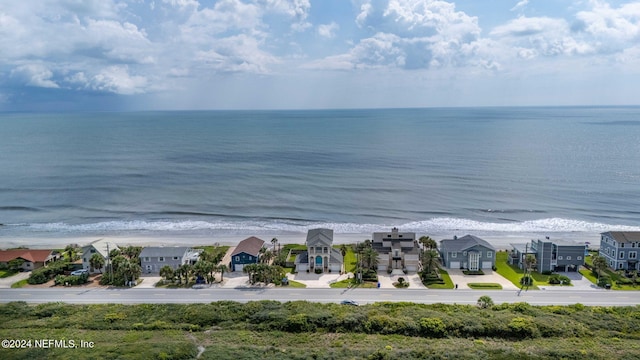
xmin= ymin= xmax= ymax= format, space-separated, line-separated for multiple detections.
xmin=70 ymin=269 xmax=88 ymax=276
xmin=340 ymin=299 xmax=359 ymax=306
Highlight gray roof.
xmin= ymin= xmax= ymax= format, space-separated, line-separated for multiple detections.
xmin=140 ymin=246 xmax=190 ymax=258
xmin=440 ymin=235 xmax=496 ymax=252
xmin=306 ymin=228 xmax=334 ymax=247
xmin=510 ymin=243 xmax=536 ymax=253
xmin=83 ymin=239 xmax=119 ymax=258
xmin=602 ymin=231 xmax=640 ymax=243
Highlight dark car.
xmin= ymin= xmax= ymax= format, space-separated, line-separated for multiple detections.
xmin=340 ymin=300 xmax=359 ymax=306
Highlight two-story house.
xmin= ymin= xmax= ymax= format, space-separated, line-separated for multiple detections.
xmin=82 ymin=239 xmax=119 ymax=274
xmin=371 ymin=227 xmax=421 ymax=272
xmin=139 ymin=247 xmax=200 ymax=274
xmin=230 ymin=236 xmax=265 ymax=272
xmin=295 ymin=228 xmax=343 ymax=273
xmin=510 ymin=238 xmax=586 ymax=272
xmin=600 ymin=231 xmax=640 ymax=271
xmin=440 ymin=235 xmax=496 ymax=271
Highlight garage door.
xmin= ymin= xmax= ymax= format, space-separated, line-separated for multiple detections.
xmin=234 ymin=264 xmax=243 ymax=272
xmin=482 ymin=261 xmax=493 ymax=269
xmin=449 ymin=261 xmax=460 ymax=269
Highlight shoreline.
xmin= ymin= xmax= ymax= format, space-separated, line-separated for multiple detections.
xmin=0 ymin=230 xmax=600 ymax=251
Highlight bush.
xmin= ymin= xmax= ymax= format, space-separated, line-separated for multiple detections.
xmin=28 ymin=271 xmax=48 ymax=285
xmin=548 ymin=274 xmax=571 ymax=285
xmin=520 ymin=275 xmax=533 ymax=286
xmin=314 ymin=268 xmax=322 ymax=274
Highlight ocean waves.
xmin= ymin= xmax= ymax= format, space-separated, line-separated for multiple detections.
xmin=6 ymin=217 xmax=640 ymax=235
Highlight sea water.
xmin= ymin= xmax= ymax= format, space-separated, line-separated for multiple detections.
xmin=1 ymin=107 xmax=640 ymax=243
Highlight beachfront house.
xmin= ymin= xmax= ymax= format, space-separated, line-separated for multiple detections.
xmin=510 ymin=238 xmax=586 ymax=272
xmin=140 ymin=247 xmax=200 ymax=274
xmin=440 ymin=235 xmax=496 ymax=271
xmin=371 ymin=227 xmax=421 ymax=272
xmin=295 ymin=228 xmax=343 ymax=273
xmin=600 ymin=231 xmax=640 ymax=271
xmin=0 ymin=249 xmax=59 ymax=271
xmin=82 ymin=239 xmax=119 ymax=274
xmin=230 ymin=236 xmax=265 ymax=272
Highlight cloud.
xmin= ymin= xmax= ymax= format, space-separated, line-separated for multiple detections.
xmin=312 ymin=0 xmax=484 ymax=70
xmin=88 ymin=66 xmax=149 ymax=95
xmin=11 ymin=64 xmax=60 ymax=88
xmin=510 ymin=0 xmax=529 ymax=12
xmin=318 ymin=22 xmax=339 ymax=38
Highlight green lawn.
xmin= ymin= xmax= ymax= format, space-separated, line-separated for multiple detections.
xmin=286 ymin=280 xmax=306 ymax=288
xmin=343 ymin=247 xmax=357 ymax=273
xmin=495 ymin=252 xmax=540 ymax=289
xmin=468 ymin=283 xmax=503 ymax=290
xmin=425 ymin=269 xmax=454 ymax=289
xmin=329 ymin=278 xmax=378 ymax=288
xmin=11 ymin=279 xmax=28 ymax=288
xmin=583 ymin=253 xmax=639 ymax=290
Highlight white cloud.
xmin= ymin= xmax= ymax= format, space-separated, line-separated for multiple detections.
xmin=511 ymin=0 xmax=529 ymax=12
xmin=89 ymin=66 xmax=148 ymax=95
xmin=573 ymin=1 xmax=640 ymax=52
xmin=11 ymin=64 xmax=60 ymax=88
xmin=318 ymin=22 xmax=339 ymax=38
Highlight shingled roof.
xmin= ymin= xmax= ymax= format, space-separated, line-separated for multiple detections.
xmin=440 ymin=235 xmax=496 ymax=252
xmin=603 ymin=231 xmax=640 ymax=243
xmin=231 ymin=236 xmax=265 ymax=257
xmin=0 ymin=249 xmax=54 ymax=263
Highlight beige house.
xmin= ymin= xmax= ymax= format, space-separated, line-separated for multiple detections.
xmin=372 ymin=227 xmax=421 ymax=272
xmin=82 ymin=239 xmax=119 ymax=274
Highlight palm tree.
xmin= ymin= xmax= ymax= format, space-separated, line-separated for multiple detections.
xmin=89 ymin=253 xmax=105 ymax=273
xmin=361 ymin=247 xmax=379 ymax=271
xmin=421 ymin=249 xmax=439 ymax=276
xmin=64 ymin=244 xmax=79 ymax=262
xmin=340 ymin=244 xmax=348 ymax=258
xmin=419 ymin=236 xmax=438 ymax=252
xmin=592 ymin=255 xmax=608 ymax=284
xmin=218 ymin=264 xmax=228 ymax=282
xmin=260 ymin=249 xmax=274 ymax=265
xmin=159 ymin=265 xmax=174 ymax=283
xmin=271 ymin=238 xmax=278 ymax=254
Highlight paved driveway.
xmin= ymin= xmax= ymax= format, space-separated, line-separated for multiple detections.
xmin=377 ymin=272 xmax=427 ymax=289
xmin=136 ymin=276 xmax=162 ymax=288
xmin=538 ymin=271 xmax=601 ymax=291
xmin=0 ymin=272 xmax=30 ymax=288
xmin=447 ymin=269 xmax=519 ymax=290
xmin=289 ymin=272 xmax=349 ymax=288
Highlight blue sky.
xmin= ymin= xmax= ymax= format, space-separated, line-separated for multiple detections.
xmin=1 ymin=0 xmax=639 ymax=110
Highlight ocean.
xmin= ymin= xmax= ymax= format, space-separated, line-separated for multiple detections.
xmin=1 ymin=107 xmax=640 ymax=247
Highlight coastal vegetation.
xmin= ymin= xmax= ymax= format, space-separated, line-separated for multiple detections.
xmin=1 ymin=300 xmax=640 ymax=359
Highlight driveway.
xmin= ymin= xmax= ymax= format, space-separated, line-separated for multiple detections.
xmin=136 ymin=276 xmax=162 ymax=288
xmin=377 ymin=272 xmax=427 ymax=289
xmin=0 ymin=271 xmax=30 ymax=288
xmin=447 ymin=269 xmax=519 ymax=290
xmin=288 ymin=271 xmax=349 ymax=288
xmin=538 ymin=271 xmax=601 ymax=291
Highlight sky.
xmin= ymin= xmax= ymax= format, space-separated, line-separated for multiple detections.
xmin=1 ymin=0 xmax=640 ymax=110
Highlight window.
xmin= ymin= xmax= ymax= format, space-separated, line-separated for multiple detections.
xmin=612 ymin=250 xmax=616 ymax=258
xmin=143 ymin=257 xmax=150 ymax=262
xmin=558 ymin=256 xmax=563 ymax=260
xmin=620 ymin=252 xmax=625 ymax=259
xmin=619 ymin=263 xmax=623 ymax=269
xmin=487 ymin=251 xmax=493 ymax=258
xmin=605 ymin=248 xmax=609 ymax=254
xmin=463 ymin=251 xmax=467 ymax=256
xmin=621 ymin=243 xmax=625 ymax=248
xmin=566 ymin=256 xmax=571 ymax=260
xmin=577 ymin=256 xmax=582 ymax=260
xmin=146 ymin=265 xmax=152 ymax=270
xmin=83 ymin=258 xmax=87 ymax=262
xmin=610 ymin=260 xmax=614 ymax=267
xmin=159 ymin=257 xmax=165 ymax=262
xmin=173 ymin=256 xmax=179 ymax=260
xmin=630 ymin=252 xmax=637 ymax=259
xmin=235 ymin=256 xmax=240 ymax=261
xmin=451 ymin=252 xmax=457 ymax=258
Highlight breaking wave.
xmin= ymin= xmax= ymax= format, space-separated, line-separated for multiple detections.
xmin=8 ymin=217 xmax=640 ymax=234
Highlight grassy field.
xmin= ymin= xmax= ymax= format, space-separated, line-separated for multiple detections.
xmin=10 ymin=279 xmax=28 ymax=288
xmin=1 ymin=301 xmax=640 ymax=359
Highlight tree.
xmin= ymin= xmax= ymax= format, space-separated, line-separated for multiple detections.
xmin=193 ymin=260 xmax=214 ymax=283
xmin=89 ymin=253 xmax=105 ymax=273
xmin=218 ymin=264 xmax=228 ymax=282
xmin=8 ymin=258 xmax=25 ymax=272
xmin=477 ymin=295 xmax=494 ymax=309
xmin=122 ymin=246 xmax=142 ymax=260
xmin=340 ymin=244 xmax=348 ymax=258
xmin=419 ymin=236 xmax=438 ymax=252
xmin=592 ymin=255 xmax=608 ymax=285
xmin=361 ymin=247 xmax=379 ymax=271
xmin=65 ymin=244 xmax=79 ymax=262
xmin=524 ymin=254 xmax=536 ymax=272
xmin=271 ymin=237 xmax=278 ymax=254
xmin=260 ymin=249 xmax=274 ymax=265
xmin=421 ymin=249 xmax=439 ymax=276
xmin=159 ymin=265 xmax=174 ymax=283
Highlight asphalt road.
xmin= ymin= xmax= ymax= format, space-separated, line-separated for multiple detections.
xmin=1 ymin=287 xmax=638 ymax=306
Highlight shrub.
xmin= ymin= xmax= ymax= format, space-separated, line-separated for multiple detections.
xmin=520 ymin=275 xmax=533 ymax=286
xmin=548 ymin=274 xmax=571 ymax=285
xmin=314 ymin=268 xmax=322 ymax=274
xmin=419 ymin=317 xmax=446 ymax=337
xmin=477 ymin=296 xmax=494 ymax=309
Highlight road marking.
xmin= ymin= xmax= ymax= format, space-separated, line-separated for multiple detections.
xmin=154 ymin=293 xmax=165 ymax=296
xmin=109 ymin=293 xmax=121 ymax=296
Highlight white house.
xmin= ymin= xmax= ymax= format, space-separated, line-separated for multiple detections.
xmin=295 ymin=228 xmax=343 ymax=273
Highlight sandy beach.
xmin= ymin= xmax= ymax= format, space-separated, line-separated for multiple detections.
xmin=1 ymin=230 xmax=600 ymax=251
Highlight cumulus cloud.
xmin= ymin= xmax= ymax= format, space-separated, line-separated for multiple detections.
xmin=318 ymin=22 xmax=339 ymax=38
xmin=11 ymin=64 xmax=60 ymax=88
xmin=312 ymin=0 xmax=484 ymax=70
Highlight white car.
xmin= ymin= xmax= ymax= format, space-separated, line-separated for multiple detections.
xmin=70 ymin=269 xmax=88 ymax=276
